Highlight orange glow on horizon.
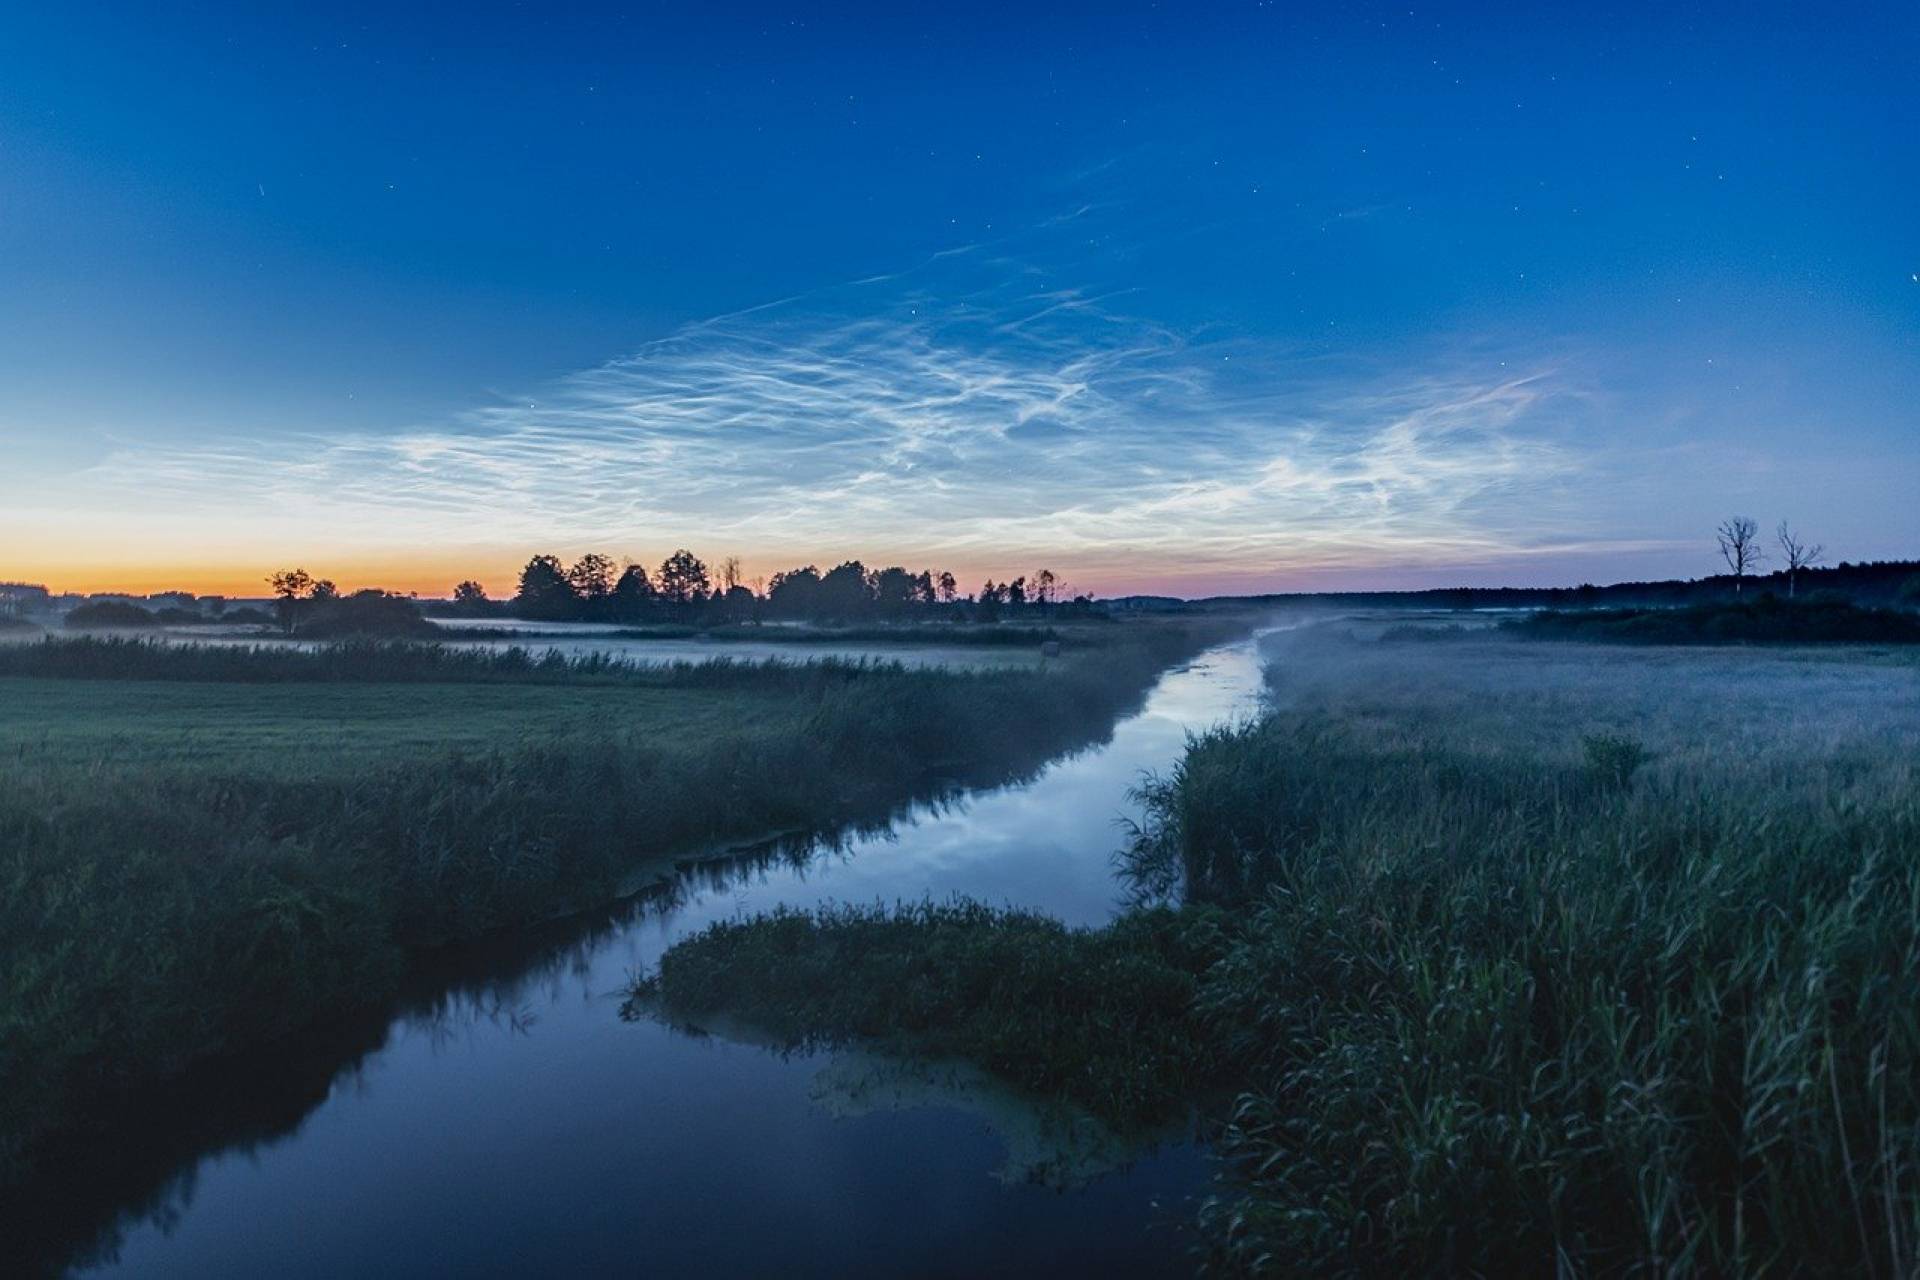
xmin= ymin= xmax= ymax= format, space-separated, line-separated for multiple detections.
xmin=7 ymin=551 xmax=1203 ymax=602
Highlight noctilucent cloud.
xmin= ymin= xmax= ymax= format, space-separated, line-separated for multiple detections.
xmin=3 ymin=2 xmax=1915 ymax=596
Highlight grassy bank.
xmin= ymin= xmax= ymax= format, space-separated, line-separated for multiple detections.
xmin=637 ymin=631 xmax=1920 ymax=1275
xmin=0 ymin=619 xmax=1237 ymax=1184
xmin=630 ymin=901 xmax=1231 ymax=1124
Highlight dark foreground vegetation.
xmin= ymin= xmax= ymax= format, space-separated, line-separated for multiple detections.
xmin=1505 ymin=594 xmax=1920 ymax=645
xmin=638 ymin=631 xmax=1920 ymax=1275
xmin=631 ymin=902 xmax=1229 ymax=1123
xmin=0 ymin=620 xmax=1236 ymax=1187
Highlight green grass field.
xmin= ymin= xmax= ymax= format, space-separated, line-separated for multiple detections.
xmin=0 ymin=677 xmax=790 ymax=772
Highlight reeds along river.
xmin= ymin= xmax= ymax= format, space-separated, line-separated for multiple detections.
xmin=36 ymin=634 xmax=1276 ymax=1279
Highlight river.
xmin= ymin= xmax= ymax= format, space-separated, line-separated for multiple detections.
xmin=52 ymin=633 xmax=1273 ymax=1277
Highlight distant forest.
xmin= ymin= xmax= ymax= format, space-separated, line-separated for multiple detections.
xmin=1175 ymin=558 xmax=1920 ymax=614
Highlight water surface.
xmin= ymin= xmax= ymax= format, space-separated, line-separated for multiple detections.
xmin=61 ymin=635 xmax=1272 ymax=1277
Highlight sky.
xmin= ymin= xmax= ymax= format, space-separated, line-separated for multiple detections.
xmin=2 ymin=1 xmax=1915 ymax=598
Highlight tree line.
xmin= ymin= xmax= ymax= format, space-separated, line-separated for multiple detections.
xmin=1715 ymin=516 xmax=1823 ymax=596
xmin=446 ymin=551 xmax=1092 ymax=623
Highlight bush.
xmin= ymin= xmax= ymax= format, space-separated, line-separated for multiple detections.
xmin=296 ymin=590 xmax=437 ymax=639
xmin=63 ymin=601 xmax=156 ymax=629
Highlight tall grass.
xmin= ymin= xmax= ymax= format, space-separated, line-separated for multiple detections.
xmin=634 ymin=631 xmax=1920 ymax=1274
xmin=1122 ymin=714 xmax=1919 ymax=1274
xmin=630 ymin=901 xmax=1230 ymax=1124
xmin=1120 ymin=633 xmax=1920 ymax=1275
xmin=0 ymin=619 xmax=1238 ymax=1185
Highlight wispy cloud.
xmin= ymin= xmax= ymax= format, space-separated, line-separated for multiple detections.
xmin=57 ymin=249 xmax=1621 ymax=589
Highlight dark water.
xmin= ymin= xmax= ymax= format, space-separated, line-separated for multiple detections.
xmin=45 ymin=636 xmax=1272 ymax=1278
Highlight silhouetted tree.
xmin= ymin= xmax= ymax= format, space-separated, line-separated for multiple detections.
xmin=936 ymin=571 xmax=957 ymax=604
xmin=1716 ymin=517 xmax=1765 ymax=594
xmin=718 ymin=556 xmax=743 ymax=595
xmin=718 ymin=583 xmax=757 ymax=621
xmin=567 ymin=554 xmax=617 ymax=603
xmin=267 ymin=568 xmax=314 ymax=633
xmin=515 ymin=554 xmax=578 ymax=619
xmin=767 ymin=566 xmax=822 ymax=616
xmin=453 ymin=580 xmax=490 ymax=608
xmin=311 ymin=579 xmax=339 ymax=602
xmin=1776 ymin=522 xmax=1824 ymax=598
xmin=977 ymin=580 xmax=1003 ymax=622
xmin=872 ymin=566 xmax=919 ymax=615
xmin=1033 ymin=569 xmax=1057 ymax=606
xmin=609 ymin=563 xmax=654 ymax=620
xmin=656 ymin=549 xmax=711 ymax=606
xmin=818 ymin=561 xmax=872 ymax=617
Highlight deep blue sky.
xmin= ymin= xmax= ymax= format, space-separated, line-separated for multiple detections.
xmin=4 ymin=1 xmax=1915 ymax=594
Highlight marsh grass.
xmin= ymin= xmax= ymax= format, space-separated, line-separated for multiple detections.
xmin=629 ymin=901 xmax=1232 ymax=1124
xmin=1133 ymin=632 xmax=1920 ymax=1275
xmin=637 ymin=630 xmax=1920 ymax=1275
xmin=0 ymin=620 xmax=1237 ymax=1184
xmin=1581 ymin=730 xmax=1651 ymax=787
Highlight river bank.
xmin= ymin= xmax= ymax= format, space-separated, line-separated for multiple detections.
xmin=1 ymin=618 xmax=1243 ymax=1202
xmin=635 ymin=627 xmax=1920 ymax=1275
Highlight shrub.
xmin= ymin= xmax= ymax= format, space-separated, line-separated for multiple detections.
xmin=63 ymin=601 xmax=156 ymax=629
xmin=297 ymin=590 xmax=437 ymax=639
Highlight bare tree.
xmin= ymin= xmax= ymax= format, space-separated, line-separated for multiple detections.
xmin=718 ymin=556 xmax=743 ymax=594
xmin=1716 ymin=517 xmax=1765 ymax=594
xmin=1775 ymin=521 xmax=1824 ymax=599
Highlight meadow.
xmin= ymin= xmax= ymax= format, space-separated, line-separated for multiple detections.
xmin=641 ymin=626 xmax=1920 ymax=1275
xmin=0 ymin=620 xmax=1235 ymax=1186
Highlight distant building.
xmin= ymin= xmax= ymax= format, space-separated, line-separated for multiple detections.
xmin=0 ymin=582 xmax=51 ymax=616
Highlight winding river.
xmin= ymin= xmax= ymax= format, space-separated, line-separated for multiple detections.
xmin=50 ymin=633 xmax=1274 ymax=1278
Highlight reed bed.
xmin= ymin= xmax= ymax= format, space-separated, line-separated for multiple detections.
xmin=639 ymin=631 xmax=1920 ymax=1275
